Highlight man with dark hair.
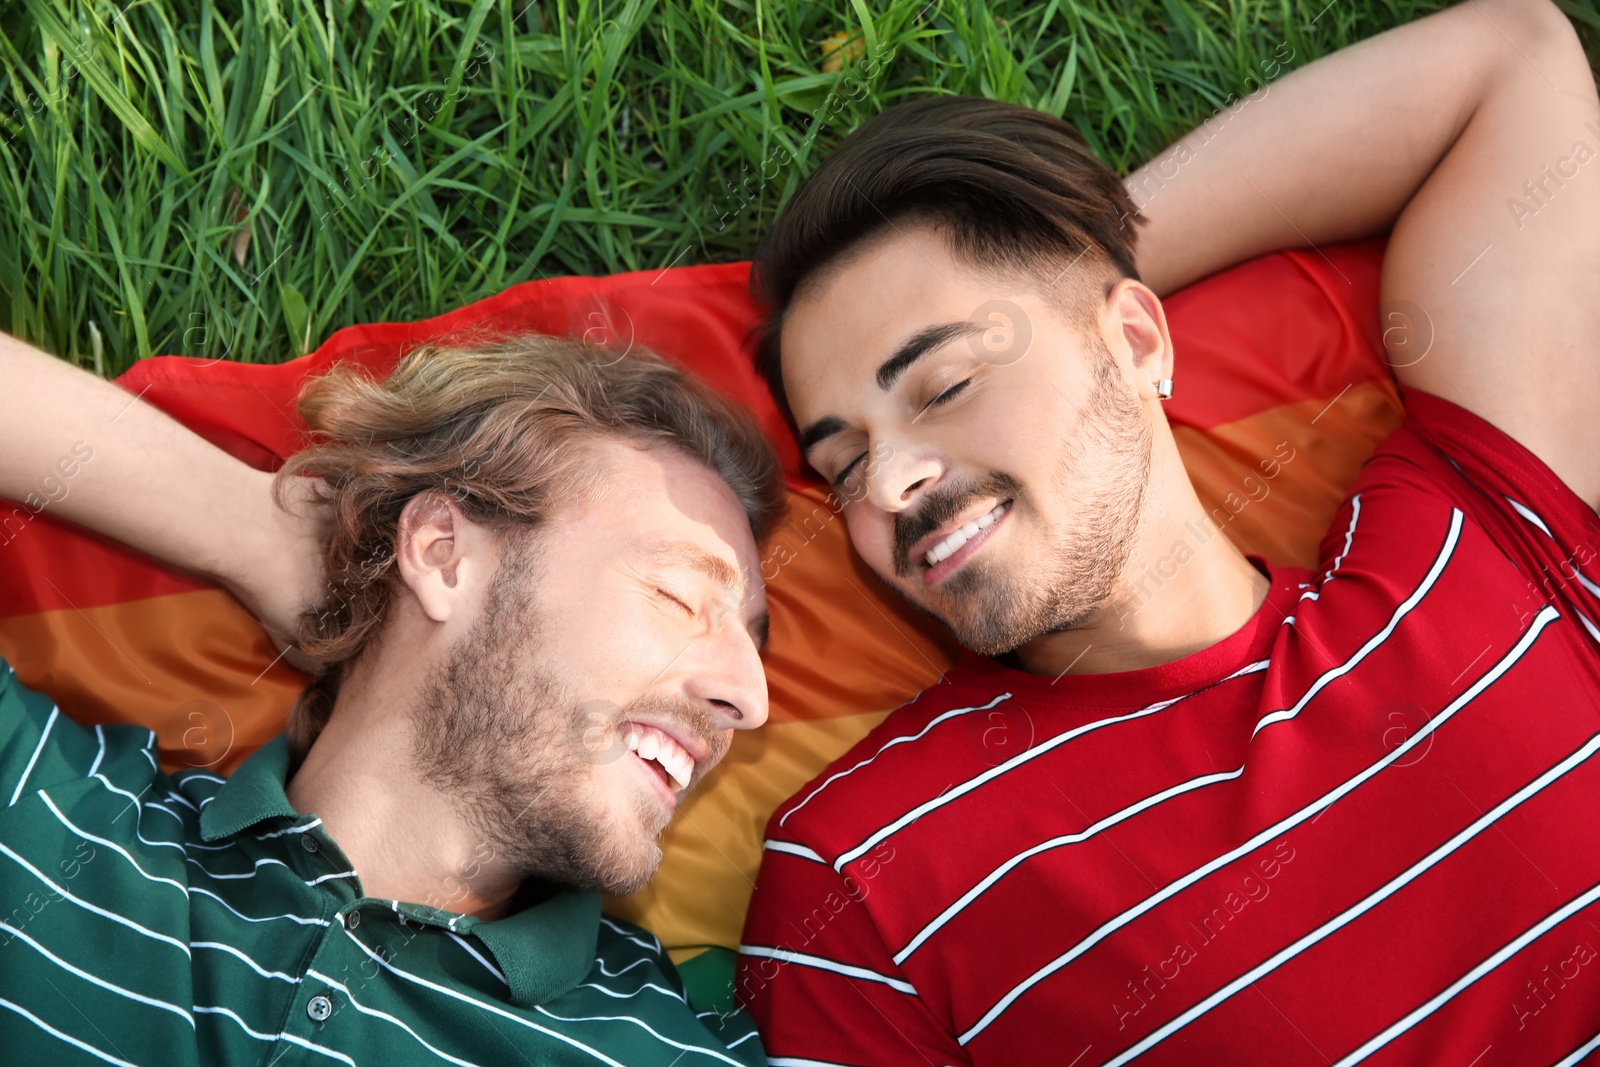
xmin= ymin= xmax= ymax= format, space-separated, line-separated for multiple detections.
xmin=739 ymin=0 xmax=1600 ymax=1062
xmin=0 ymin=335 xmax=779 ymax=1063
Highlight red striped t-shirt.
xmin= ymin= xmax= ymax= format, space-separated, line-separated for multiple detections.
xmin=740 ymin=388 xmax=1600 ymax=1066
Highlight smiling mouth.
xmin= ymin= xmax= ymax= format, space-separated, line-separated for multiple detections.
xmin=916 ymin=500 xmax=1013 ymax=588
xmin=619 ymin=721 xmax=695 ymax=799
xmin=922 ymin=500 xmax=1011 ymax=568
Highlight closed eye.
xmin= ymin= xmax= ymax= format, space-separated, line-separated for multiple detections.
xmin=922 ymin=378 xmax=972 ymax=412
xmin=655 ymin=588 xmax=697 ymax=618
xmin=832 ymin=454 xmax=866 ymax=491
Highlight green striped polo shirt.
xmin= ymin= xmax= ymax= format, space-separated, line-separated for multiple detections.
xmin=0 ymin=656 xmax=765 ymax=1065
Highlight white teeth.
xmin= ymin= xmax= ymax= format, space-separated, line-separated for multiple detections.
xmin=659 ymin=743 xmax=692 ymax=792
xmin=925 ymin=502 xmax=1009 ymax=567
xmin=621 ymin=723 xmax=694 ymax=793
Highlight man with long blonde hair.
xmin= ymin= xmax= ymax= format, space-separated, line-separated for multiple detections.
xmin=0 ymin=334 xmax=781 ymax=1063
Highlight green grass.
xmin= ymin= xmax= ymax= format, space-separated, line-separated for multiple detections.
xmin=2 ymin=0 xmax=1597 ymax=376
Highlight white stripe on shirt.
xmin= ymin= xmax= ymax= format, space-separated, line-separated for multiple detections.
xmin=189 ymin=884 xmax=329 ymax=927
xmin=92 ymin=774 xmax=187 ymax=853
xmin=1109 ymin=732 xmax=1600 ymax=1064
xmin=779 ymin=694 xmax=1013 ymax=828
xmin=896 ymin=765 xmax=1246 ymax=964
xmin=764 ymin=840 xmax=827 ymax=864
xmin=959 ymin=598 xmax=1558 ymax=1046
xmin=39 ymin=791 xmax=189 ymax=896
xmin=1550 ymin=1029 xmax=1600 ymax=1067
xmin=1322 ymin=493 xmax=1362 ymax=582
xmin=1251 ymin=510 xmax=1464 ymax=742
xmin=342 ymin=928 xmax=626 ymax=1067
xmin=595 ymin=956 xmax=653 ymax=979
xmin=447 ymin=931 xmax=508 ymax=987
xmin=0 ymin=841 xmax=192 ymax=957
xmin=532 ymin=1002 xmax=749 ymax=1066
xmin=575 ymin=980 xmax=686 ymax=1003
xmin=832 ymin=659 xmax=1271 ymax=873
xmin=0 ymin=920 xmax=195 ymax=1023
xmin=10 ymin=705 xmax=59 ymax=807
xmin=178 ymin=772 xmax=228 ymax=787
xmin=306 ymin=969 xmax=482 ymax=1067
xmin=1504 ymin=495 xmax=1600 ymax=604
xmin=739 ymin=944 xmax=916 ymax=995
xmin=600 ymin=916 xmax=661 ymax=954
xmin=184 ymin=853 xmax=356 ymax=889
xmin=1506 ymin=495 xmax=1554 ymax=537
xmin=194 ymin=1005 xmax=358 ymax=1064
xmin=0 ymin=995 xmax=140 ymax=1067
xmin=193 ymin=940 xmax=301 ymax=983
xmin=87 ymin=725 xmax=106 ymax=779
xmin=1337 ymin=879 xmax=1600 ymax=1065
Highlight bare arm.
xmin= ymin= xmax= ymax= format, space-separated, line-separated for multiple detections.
xmin=1128 ymin=1 xmax=1520 ymax=296
xmin=0 ymin=332 xmax=326 ymax=648
xmin=1131 ymin=0 xmax=1600 ymax=505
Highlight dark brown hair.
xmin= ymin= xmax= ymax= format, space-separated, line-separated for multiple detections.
xmin=751 ymin=95 xmax=1143 ymax=423
xmin=274 ymin=336 xmax=786 ymax=761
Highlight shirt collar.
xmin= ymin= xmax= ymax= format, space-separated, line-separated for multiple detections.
xmin=199 ymin=733 xmax=602 ymax=1007
xmin=467 ymin=889 xmax=601 ymax=1006
xmin=199 ymin=734 xmax=299 ymax=842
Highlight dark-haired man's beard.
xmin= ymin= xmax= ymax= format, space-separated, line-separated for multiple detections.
xmin=408 ymin=568 xmax=668 ymax=898
xmin=892 ymin=340 xmax=1151 ymax=655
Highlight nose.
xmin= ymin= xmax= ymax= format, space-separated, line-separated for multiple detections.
xmin=678 ymin=612 xmax=769 ymax=731
xmin=865 ymin=444 xmax=944 ymax=514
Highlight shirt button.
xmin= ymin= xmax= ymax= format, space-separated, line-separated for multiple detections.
xmin=347 ymin=909 xmax=361 ymax=929
xmin=300 ymin=835 xmax=319 ymax=853
xmin=307 ymin=994 xmax=333 ymax=1022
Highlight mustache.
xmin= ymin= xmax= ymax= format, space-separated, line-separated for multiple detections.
xmin=893 ymin=472 xmax=1024 ymax=577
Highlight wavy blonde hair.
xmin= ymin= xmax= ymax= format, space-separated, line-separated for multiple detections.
xmin=274 ymin=335 xmax=786 ymax=762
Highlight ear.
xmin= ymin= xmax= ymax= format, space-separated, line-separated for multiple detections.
xmin=393 ymin=491 xmax=488 ymax=623
xmin=1107 ymin=279 xmax=1175 ymax=401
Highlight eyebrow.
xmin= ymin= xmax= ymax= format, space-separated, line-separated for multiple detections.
xmin=797 ymin=415 xmax=847 ymax=455
xmin=651 ymin=540 xmax=740 ymax=593
xmin=875 ymin=321 xmax=983 ymax=391
xmin=649 ymin=540 xmax=769 ymax=650
xmin=796 ymin=320 xmax=983 ymax=456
